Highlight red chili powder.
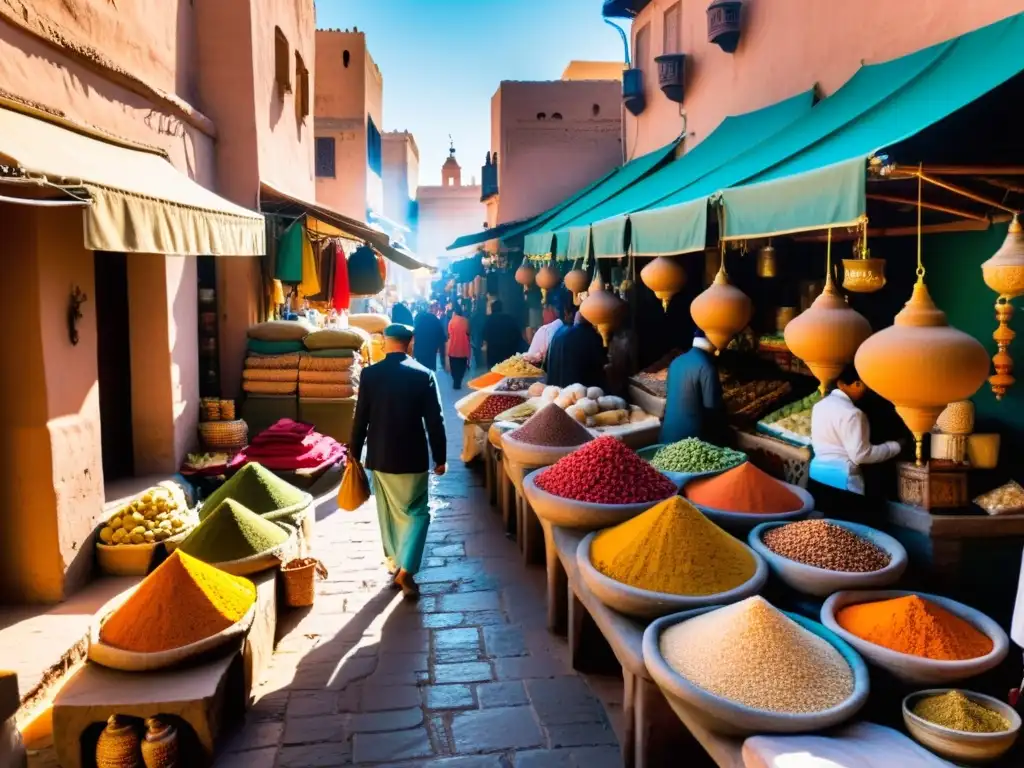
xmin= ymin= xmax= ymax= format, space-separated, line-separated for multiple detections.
xmin=684 ymin=462 xmax=802 ymax=514
xmin=535 ymin=436 xmax=677 ymax=504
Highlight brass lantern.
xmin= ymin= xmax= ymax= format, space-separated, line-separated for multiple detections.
xmin=785 ymin=231 xmax=872 ymax=395
xmin=641 ymin=256 xmax=687 ymax=310
xmin=690 ymin=253 xmax=753 ymax=353
xmin=982 ymin=214 xmax=1024 ymax=399
xmin=536 ymin=263 xmax=561 ymax=304
xmin=580 ymin=280 xmax=624 ymax=346
xmin=842 ymin=227 xmax=886 ymax=293
xmin=756 ymin=241 xmax=777 ymax=278
xmin=514 ymin=262 xmax=536 ymax=293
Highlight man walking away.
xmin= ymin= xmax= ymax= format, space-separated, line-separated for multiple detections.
xmin=413 ymin=304 xmax=446 ymax=371
xmin=660 ymin=330 xmax=726 ymax=445
xmin=447 ymin=304 xmax=471 ymax=389
xmin=545 ymin=311 xmax=607 ymax=389
xmin=482 ymin=300 xmax=523 ymax=369
xmin=351 ymin=324 xmax=447 ymax=598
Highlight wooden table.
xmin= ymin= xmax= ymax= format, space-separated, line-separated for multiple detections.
xmin=504 ymin=459 xmax=546 ymax=566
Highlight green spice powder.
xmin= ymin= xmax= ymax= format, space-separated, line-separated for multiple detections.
xmin=200 ymin=463 xmax=308 ymax=520
xmin=912 ymin=691 xmax=1010 ymax=733
xmin=181 ymin=499 xmax=288 ymax=562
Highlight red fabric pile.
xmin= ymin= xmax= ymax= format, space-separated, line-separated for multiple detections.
xmin=230 ymin=418 xmax=345 ymax=472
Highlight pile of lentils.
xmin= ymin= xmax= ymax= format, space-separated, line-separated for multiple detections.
xmin=468 ymin=394 xmax=526 ymax=422
xmin=650 ymin=438 xmax=746 ymax=474
xmin=509 ymin=403 xmax=593 ymax=447
xmin=762 ymin=520 xmax=891 ymax=573
xmin=496 ymin=377 xmax=542 ymax=392
xmin=659 ymin=596 xmax=854 ymax=714
xmin=535 ymin=436 xmax=677 ymax=504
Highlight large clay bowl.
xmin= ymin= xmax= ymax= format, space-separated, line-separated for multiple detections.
xmin=638 ymin=444 xmax=747 ymax=487
xmin=902 ymin=689 xmax=1021 ymax=763
xmin=521 ymin=469 xmax=674 ymax=532
xmin=500 ymin=432 xmax=589 ymax=468
xmin=820 ymin=590 xmax=1009 ymax=685
xmin=577 ymin=532 xmax=767 ymax=619
xmin=643 ymin=605 xmax=869 ymax=736
xmin=683 ymin=478 xmax=814 ymax=531
xmin=748 ymin=519 xmax=907 ymax=597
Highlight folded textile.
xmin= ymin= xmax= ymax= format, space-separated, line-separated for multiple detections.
xmin=742 ymin=723 xmax=954 ymax=768
xmin=308 ymin=348 xmax=358 ymax=359
xmin=299 ymin=383 xmax=356 ymax=399
xmin=250 ymin=419 xmax=315 ymax=443
xmin=243 ymin=380 xmax=297 ymax=395
xmin=245 ymin=354 xmax=303 ymax=370
xmin=300 ymin=355 xmax=359 ymax=371
xmin=242 ymin=368 xmax=299 ymax=382
xmin=247 ymin=319 xmax=314 ymax=342
xmin=231 ymin=430 xmax=345 ymax=471
xmin=298 ymin=370 xmax=357 ymax=385
xmin=247 ymin=339 xmax=306 ymax=355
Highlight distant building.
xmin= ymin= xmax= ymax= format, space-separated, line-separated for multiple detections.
xmin=382 ymin=130 xmax=420 ymax=247
xmin=561 ymin=60 xmax=625 ymax=81
xmin=418 ymin=144 xmax=486 ymax=273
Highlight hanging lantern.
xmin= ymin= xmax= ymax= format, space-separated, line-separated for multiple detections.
xmin=842 ymin=227 xmax=886 ymax=293
xmin=641 ymin=256 xmax=687 ymax=310
xmin=785 ymin=232 xmax=871 ymax=395
xmin=756 ymin=241 xmax=777 ymax=279
xmin=565 ymin=268 xmax=589 ymax=296
xmin=982 ymin=214 xmax=1024 ymax=400
xmin=514 ymin=262 xmax=535 ymax=293
xmin=536 ymin=263 xmax=561 ymax=304
xmin=690 ymin=257 xmax=753 ymax=353
xmin=580 ymin=282 xmax=624 ymax=347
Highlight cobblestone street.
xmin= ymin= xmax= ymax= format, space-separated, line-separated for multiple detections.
xmin=214 ymin=376 xmax=623 ymax=767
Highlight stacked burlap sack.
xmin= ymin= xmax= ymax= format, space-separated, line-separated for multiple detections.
xmin=347 ymin=313 xmax=389 ymax=364
xmin=242 ymin=320 xmax=314 ymax=395
xmin=299 ymin=326 xmax=368 ymax=399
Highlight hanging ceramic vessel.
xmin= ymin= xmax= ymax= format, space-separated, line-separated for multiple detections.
xmin=690 ymin=261 xmax=753 ymax=353
xmin=536 ymin=264 xmax=561 ymax=304
xmin=514 ymin=263 xmax=535 ymax=293
xmin=756 ymin=242 xmax=777 ymax=278
xmin=96 ymin=715 xmax=143 ymax=768
xmin=842 ymin=232 xmax=886 ymax=293
xmin=641 ymin=256 xmax=687 ymax=310
xmin=565 ymin=268 xmax=589 ymax=296
xmin=982 ymin=214 xmax=1024 ymax=400
xmin=141 ymin=718 xmax=179 ymax=768
xmin=580 ymin=282 xmax=624 ymax=347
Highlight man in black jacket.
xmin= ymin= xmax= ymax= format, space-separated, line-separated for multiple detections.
xmin=545 ymin=312 xmax=607 ymax=390
xmin=660 ymin=329 xmax=725 ymax=445
xmin=351 ymin=324 xmax=447 ymax=598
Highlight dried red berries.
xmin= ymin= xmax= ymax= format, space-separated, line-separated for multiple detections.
xmin=535 ymin=436 xmax=677 ymax=504
xmin=468 ymin=394 xmax=526 ymax=422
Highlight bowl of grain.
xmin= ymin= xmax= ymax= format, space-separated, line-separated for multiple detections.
xmin=902 ymin=689 xmax=1020 ymax=763
xmin=820 ymin=590 xmax=1010 ymax=685
xmin=643 ymin=596 xmax=869 ymax=736
xmin=748 ymin=519 xmax=907 ymax=597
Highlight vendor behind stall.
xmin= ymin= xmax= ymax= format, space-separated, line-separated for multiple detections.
xmin=660 ymin=330 xmax=726 ymax=445
xmin=546 ymin=312 xmax=607 ymax=389
xmin=809 ymin=364 xmax=904 ymax=520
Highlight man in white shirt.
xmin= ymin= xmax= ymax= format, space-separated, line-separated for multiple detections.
xmin=524 ymin=306 xmax=569 ymax=364
xmin=810 ymin=364 xmax=904 ymax=496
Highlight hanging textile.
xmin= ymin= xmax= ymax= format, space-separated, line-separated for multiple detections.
xmin=298 ymin=225 xmax=321 ymax=298
xmin=349 ymin=244 xmax=385 ymax=296
xmin=276 ymin=220 xmax=303 ymax=283
xmin=331 ymin=241 xmax=351 ymax=310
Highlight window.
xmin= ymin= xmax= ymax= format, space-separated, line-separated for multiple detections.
xmin=536 ymin=112 xmax=547 ymax=120
xmin=663 ymin=2 xmax=682 ymax=54
xmin=367 ymin=116 xmax=382 ymax=177
xmin=592 ymin=103 xmax=601 ymax=116
xmin=343 ymin=50 xmax=350 ymax=68
xmin=633 ymin=23 xmax=650 ymax=69
xmin=551 ymin=112 xmax=563 ymax=120
xmin=295 ymin=52 xmax=309 ymax=119
xmin=274 ymin=27 xmax=291 ymax=94
xmin=315 ymin=137 xmax=335 ymax=178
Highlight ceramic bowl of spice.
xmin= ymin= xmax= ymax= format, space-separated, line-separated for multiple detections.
xmin=501 ymin=404 xmax=595 ymax=467
xmin=639 ymin=440 xmax=747 ymax=487
xmin=748 ymin=519 xmax=907 ymax=597
xmin=821 ymin=590 xmax=1010 ymax=684
xmin=522 ymin=437 xmax=679 ymax=531
xmin=643 ymin=597 xmax=869 ymax=736
xmin=682 ymin=463 xmax=814 ymax=531
xmin=902 ymin=689 xmax=1021 ymax=763
xmin=578 ymin=497 xmax=768 ymax=619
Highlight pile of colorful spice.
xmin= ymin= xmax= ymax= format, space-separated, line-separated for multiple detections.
xmin=492 ymin=355 xmax=544 ymax=378
xmin=591 ymin=496 xmax=755 ymax=595
xmin=494 ymin=401 xmax=539 ymax=424
xmin=659 ymin=596 xmax=854 ymax=713
xmin=179 ymin=499 xmax=289 ymax=563
xmin=468 ymin=372 xmax=503 ymax=390
xmin=835 ymin=595 xmax=993 ymax=660
xmin=509 ymin=403 xmax=593 ymax=447
xmin=200 ymin=463 xmax=309 ymax=520
xmin=762 ymin=520 xmax=891 ymax=573
xmin=650 ymin=439 xmax=746 ymax=474
xmin=912 ymin=690 xmax=1011 ymax=733
xmin=495 ymin=377 xmax=543 ymax=392
xmin=535 ymin=436 xmax=677 ymax=504
xmin=98 ymin=551 xmax=256 ymax=653
xmin=468 ymin=394 xmax=527 ymax=422
xmin=684 ymin=462 xmax=802 ymax=514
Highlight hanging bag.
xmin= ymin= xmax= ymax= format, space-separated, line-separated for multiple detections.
xmin=338 ymin=457 xmax=370 ymax=511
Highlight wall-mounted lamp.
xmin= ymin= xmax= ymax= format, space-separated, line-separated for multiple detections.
xmin=68 ymin=286 xmax=87 ymax=346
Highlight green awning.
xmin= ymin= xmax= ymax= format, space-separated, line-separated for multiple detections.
xmin=592 ymin=217 xmax=626 ymax=259
xmin=562 ymin=225 xmax=592 ymax=262
xmin=719 ymin=12 xmax=1024 ymax=239
xmin=523 ymin=231 xmax=555 ymax=258
xmin=447 ymin=216 xmax=537 ymax=251
xmin=629 ymin=198 xmax=709 ymax=257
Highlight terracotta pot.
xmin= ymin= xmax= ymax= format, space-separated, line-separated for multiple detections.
xmin=689 ymin=268 xmax=753 ymax=352
xmin=641 ymin=256 xmax=686 ymax=310
xmin=515 ymin=263 xmax=536 ymax=293
xmin=536 ymin=264 xmax=561 ymax=304
xmin=784 ymin=278 xmax=871 ymax=394
xmin=580 ymin=285 xmax=624 ymax=347
xmin=565 ymin=268 xmax=589 ymax=295
xmin=983 ymin=214 xmax=1024 ymax=299
xmin=96 ymin=715 xmax=143 ymax=768
xmin=141 ymin=718 xmax=178 ymax=768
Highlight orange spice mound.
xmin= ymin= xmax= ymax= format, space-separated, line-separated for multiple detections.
xmin=684 ymin=462 xmax=802 ymax=514
xmin=99 ymin=551 xmax=256 ymax=653
xmin=836 ymin=595 xmax=993 ymax=661
xmin=468 ymin=372 xmax=503 ymax=390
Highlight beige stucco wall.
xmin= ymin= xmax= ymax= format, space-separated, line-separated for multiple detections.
xmin=490 ymin=79 xmax=622 ymax=224
xmin=626 ymin=0 xmax=1024 ymax=158
xmin=383 ymin=131 xmax=419 ymax=234
xmin=562 ymin=61 xmax=625 ymax=81
xmin=418 ymin=183 xmax=487 ymax=268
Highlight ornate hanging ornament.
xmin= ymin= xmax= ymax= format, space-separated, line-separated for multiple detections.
xmin=536 ymin=263 xmax=561 ymax=304
xmin=756 ymin=241 xmax=777 ymax=279
xmin=689 ymin=251 xmax=753 ymax=353
xmin=785 ymin=230 xmax=872 ymax=395
xmin=842 ymin=225 xmax=886 ymax=293
xmin=641 ymin=256 xmax=687 ymax=310
xmin=982 ymin=214 xmax=1024 ymax=400
xmin=514 ymin=262 xmax=535 ymax=293
xmin=580 ymin=280 xmax=624 ymax=347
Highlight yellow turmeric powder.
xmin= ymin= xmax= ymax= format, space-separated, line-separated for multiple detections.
xmin=591 ymin=496 xmax=756 ymax=595
xmin=99 ymin=551 xmax=256 ymax=653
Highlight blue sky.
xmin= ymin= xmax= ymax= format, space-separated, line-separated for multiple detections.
xmin=317 ymin=0 xmax=627 ymax=187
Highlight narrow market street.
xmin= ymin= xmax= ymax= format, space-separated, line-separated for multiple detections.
xmin=214 ymin=373 xmax=623 ymax=768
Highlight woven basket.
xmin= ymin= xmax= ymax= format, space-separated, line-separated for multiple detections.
xmin=281 ymin=558 xmax=328 ymax=607
xmin=198 ymin=419 xmax=248 ymax=451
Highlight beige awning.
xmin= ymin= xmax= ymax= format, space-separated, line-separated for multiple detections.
xmin=0 ymin=101 xmax=265 ymax=256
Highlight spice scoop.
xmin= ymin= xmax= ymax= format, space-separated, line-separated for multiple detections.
xmin=903 ymin=689 xmax=1021 ymax=763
